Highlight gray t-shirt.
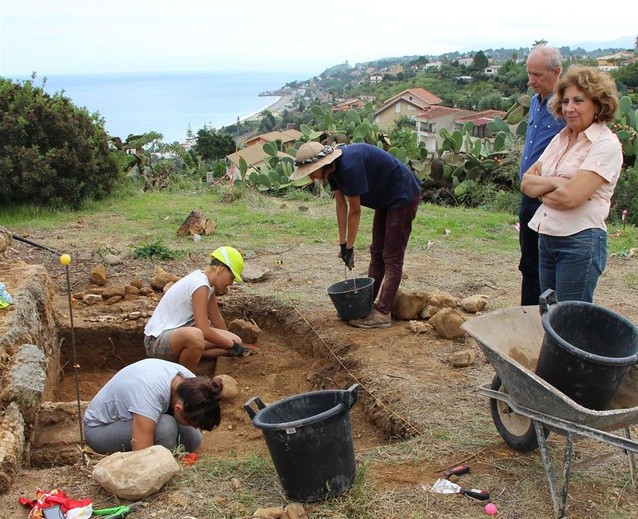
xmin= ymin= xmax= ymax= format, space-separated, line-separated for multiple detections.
xmin=84 ymin=358 xmax=195 ymax=427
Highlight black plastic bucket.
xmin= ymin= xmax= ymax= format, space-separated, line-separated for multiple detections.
xmin=244 ymin=384 xmax=359 ymax=502
xmin=326 ymin=277 xmax=374 ymax=321
xmin=536 ymin=290 xmax=638 ymax=410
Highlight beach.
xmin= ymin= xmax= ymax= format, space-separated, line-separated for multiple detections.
xmin=242 ymin=94 xmax=294 ymax=123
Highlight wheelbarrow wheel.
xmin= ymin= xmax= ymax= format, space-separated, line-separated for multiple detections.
xmin=490 ymin=374 xmax=547 ymax=452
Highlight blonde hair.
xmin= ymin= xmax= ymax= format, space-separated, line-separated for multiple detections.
xmin=550 ymin=65 xmax=619 ymax=123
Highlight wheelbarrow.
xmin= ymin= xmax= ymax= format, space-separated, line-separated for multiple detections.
xmin=462 ymin=303 xmax=638 ymax=518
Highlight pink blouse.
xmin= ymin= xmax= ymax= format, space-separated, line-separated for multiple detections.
xmin=528 ymin=122 xmax=622 ymax=236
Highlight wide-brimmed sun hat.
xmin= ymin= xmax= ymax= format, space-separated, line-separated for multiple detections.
xmin=289 ymin=142 xmax=342 ymax=181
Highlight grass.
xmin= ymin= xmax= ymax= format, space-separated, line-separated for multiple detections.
xmin=2 ymin=187 xmax=635 ymax=261
xmin=3 ymin=186 xmax=638 ymax=518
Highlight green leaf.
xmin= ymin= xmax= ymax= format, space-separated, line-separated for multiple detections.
xmin=300 ymin=124 xmax=313 ymax=136
xmin=311 ymin=105 xmax=325 ymax=118
xmin=345 ymin=110 xmax=362 ymax=125
xmin=619 ymin=96 xmax=632 ymax=114
xmin=263 ymin=141 xmax=277 ymax=157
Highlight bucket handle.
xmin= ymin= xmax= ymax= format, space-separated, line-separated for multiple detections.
xmin=539 ymin=289 xmax=558 ymax=315
xmin=344 ymin=383 xmax=360 ymax=409
xmin=243 ymin=396 xmax=267 ymax=420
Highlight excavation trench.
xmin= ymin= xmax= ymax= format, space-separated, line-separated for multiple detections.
xmin=31 ymin=295 xmax=389 ymax=468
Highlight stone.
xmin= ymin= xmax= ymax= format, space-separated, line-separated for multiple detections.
xmin=177 ymin=209 xmax=216 ymax=236
xmin=460 ymin=294 xmax=489 ymax=314
xmin=102 ymin=285 xmax=126 ymax=299
xmin=451 ymin=348 xmax=477 ymax=367
xmin=253 ymin=506 xmax=285 ymax=518
xmin=242 ymin=264 xmax=271 ymax=283
xmin=393 ymin=288 xmax=430 ymax=320
xmin=228 ymin=319 xmax=261 ymax=344
xmin=150 ymin=267 xmax=179 ymax=291
xmin=428 ymin=291 xmax=458 ymax=308
xmin=129 ymin=277 xmax=149 ymax=289
xmin=91 ymin=264 xmax=108 ymax=286
xmin=284 ymin=503 xmax=307 ymax=519
xmin=409 ymin=320 xmax=429 ymax=333
xmin=83 ymin=293 xmax=103 ymax=305
xmin=125 ymin=284 xmax=140 ymax=296
xmin=420 ymin=305 xmax=441 ymax=319
xmin=217 ymin=374 xmax=239 ymax=400
xmin=429 ymin=307 xmax=466 ymax=339
xmin=103 ymin=254 xmax=123 ymax=265
xmin=0 ymin=403 xmax=25 ymax=493
xmin=0 ymin=226 xmax=12 ymax=257
xmin=91 ymin=445 xmax=181 ymax=500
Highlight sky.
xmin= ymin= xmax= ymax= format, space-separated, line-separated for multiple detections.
xmin=0 ymin=0 xmax=636 ymax=77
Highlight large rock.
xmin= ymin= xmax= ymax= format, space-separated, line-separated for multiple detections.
xmin=429 ymin=307 xmax=466 ymax=339
xmin=228 ymin=319 xmax=261 ymax=344
xmin=150 ymin=267 xmax=180 ymax=291
xmin=0 ymin=403 xmax=25 ymax=493
xmin=393 ymin=288 xmax=430 ymax=320
xmin=0 ymin=226 xmax=12 ymax=258
xmin=92 ymin=445 xmax=181 ymax=500
xmin=177 ymin=209 xmax=216 ymax=236
xmin=460 ymin=294 xmax=489 ymax=314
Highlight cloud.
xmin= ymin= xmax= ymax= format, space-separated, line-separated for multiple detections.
xmin=1 ymin=0 xmax=635 ymax=75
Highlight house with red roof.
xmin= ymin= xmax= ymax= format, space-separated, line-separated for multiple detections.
xmin=373 ymin=88 xmax=443 ymax=130
xmin=415 ymin=106 xmax=472 ymax=153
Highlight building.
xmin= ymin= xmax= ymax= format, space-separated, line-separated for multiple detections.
xmin=241 ymin=129 xmax=303 ymax=150
xmin=373 ymin=88 xmax=443 ymax=130
xmin=415 ymin=106 xmax=472 ymax=152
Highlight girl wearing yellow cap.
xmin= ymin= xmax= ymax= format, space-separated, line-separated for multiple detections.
xmin=143 ymin=246 xmax=254 ymax=372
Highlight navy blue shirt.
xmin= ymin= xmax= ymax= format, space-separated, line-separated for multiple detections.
xmin=328 ymin=143 xmax=420 ymax=210
xmin=519 ymin=94 xmax=565 ymax=179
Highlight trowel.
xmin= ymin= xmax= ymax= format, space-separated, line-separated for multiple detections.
xmin=429 ymin=477 xmax=491 ymax=500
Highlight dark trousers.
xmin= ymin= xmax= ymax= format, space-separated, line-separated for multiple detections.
xmin=518 ymin=194 xmax=542 ymax=305
xmin=368 ymin=194 xmax=420 ymax=315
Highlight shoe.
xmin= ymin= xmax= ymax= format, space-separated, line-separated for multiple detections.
xmin=229 ymin=343 xmax=255 ymax=357
xmin=349 ymin=310 xmax=391 ymax=329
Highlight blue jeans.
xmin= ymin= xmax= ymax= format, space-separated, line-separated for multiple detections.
xmin=538 ymin=228 xmax=607 ymax=303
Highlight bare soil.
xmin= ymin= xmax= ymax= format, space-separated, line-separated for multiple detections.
xmin=2 ymin=226 xmax=638 ymax=518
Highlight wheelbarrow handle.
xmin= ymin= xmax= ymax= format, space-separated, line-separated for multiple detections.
xmin=243 ymin=396 xmax=267 ymax=419
xmin=539 ymin=289 xmax=558 ymax=315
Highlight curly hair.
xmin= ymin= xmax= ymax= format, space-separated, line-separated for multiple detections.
xmin=549 ymin=65 xmax=619 ymax=123
xmin=177 ymin=376 xmax=223 ymax=431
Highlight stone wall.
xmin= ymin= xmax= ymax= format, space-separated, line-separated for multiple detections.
xmin=0 ymin=261 xmax=60 ymax=492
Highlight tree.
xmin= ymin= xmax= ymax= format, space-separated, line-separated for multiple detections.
xmin=258 ymin=110 xmax=277 ymax=133
xmin=192 ymin=128 xmax=236 ymax=161
xmin=614 ymin=61 xmax=638 ymax=88
xmin=472 ymin=51 xmax=489 ymax=72
xmin=0 ymin=76 xmax=119 ymax=209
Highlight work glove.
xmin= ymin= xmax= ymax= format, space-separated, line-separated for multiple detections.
xmin=339 ymin=242 xmax=347 ymax=259
xmin=342 ymin=246 xmax=354 ymax=270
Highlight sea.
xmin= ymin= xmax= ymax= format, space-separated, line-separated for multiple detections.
xmin=6 ymin=70 xmax=304 ymax=144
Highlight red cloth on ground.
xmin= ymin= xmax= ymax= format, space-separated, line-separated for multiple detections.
xmin=19 ymin=488 xmax=92 ymax=518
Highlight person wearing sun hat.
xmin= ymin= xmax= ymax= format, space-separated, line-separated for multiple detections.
xmin=144 ymin=246 xmax=254 ymax=372
xmin=291 ymin=141 xmax=421 ymax=329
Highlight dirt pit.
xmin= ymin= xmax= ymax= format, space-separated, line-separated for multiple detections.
xmin=43 ymin=312 xmax=387 ymax=466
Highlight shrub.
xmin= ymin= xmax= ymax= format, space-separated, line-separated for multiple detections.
xmin=133 ymin=240 xmax=182 ymax=260
xmin=0 ymin=76 xmax=119 ymax=209
xmin=611 ymin=166 xmax=638 ymax=225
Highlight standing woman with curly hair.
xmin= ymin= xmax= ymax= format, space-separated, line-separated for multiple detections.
xmin=521 ymin=65 xmax=622 ymax=302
